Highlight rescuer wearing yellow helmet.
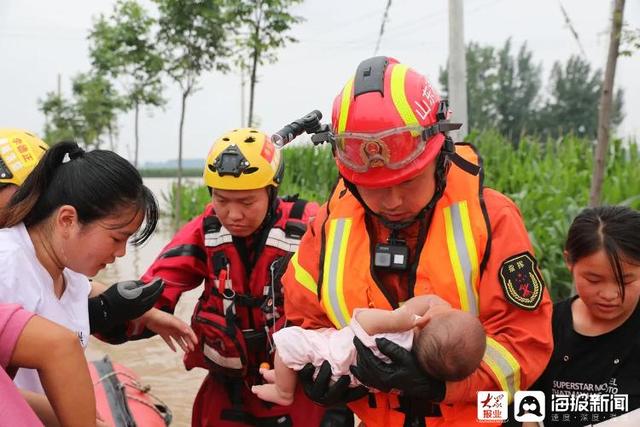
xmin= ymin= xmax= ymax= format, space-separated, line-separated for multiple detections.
xmin=0 ymin=129 xmax=48 ymax=208
xmin=113 ymin=128 xmax=348 ymax=426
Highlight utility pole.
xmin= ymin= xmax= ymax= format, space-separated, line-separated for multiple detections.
xmin=448 ymin=0 xmax=468 ymax=140
xmin=589 ymin=0 xmax=625 ymax=207
xmin=241 ymin=67 xmax=246 ymax=127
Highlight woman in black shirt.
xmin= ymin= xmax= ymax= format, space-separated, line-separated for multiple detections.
xmin=533 ymin=206 xmax=640 ymax=426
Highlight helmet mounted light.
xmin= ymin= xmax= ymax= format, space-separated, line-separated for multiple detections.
xmin=209 ymin=144 xmax=255 ymax=178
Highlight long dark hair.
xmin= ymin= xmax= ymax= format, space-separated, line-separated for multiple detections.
xmin=565 ymin=205 xmax=640 ymax=300
xmin=0 ymin=141 xmax=158 ymax=245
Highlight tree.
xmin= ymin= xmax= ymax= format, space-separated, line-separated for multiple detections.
xmin=620 ymin=25 xmax=640 ymax=56
xmin=39 ymin=73 xmax=124 ymax=149
xmin=439 ymin=39 xmax=625 ymax=142
xmin=439 ymin=39 xmax=542 ymax=139
xmin=590 ymin=0 xmax=626 ymax=207
xmin=89 ymin=0 xmax=165 ymax=167
xmin=440 ymin=42 xmax=498 ymax=132
xmin=39 ymin=92 xmax=81 ymax=144
xmin=153 ymin=0 xmax=237 ymax=225
xmin=540 ymin=56 xmax=624 ymax=140
xmin=71 ymin=72 xmax=124 ymax=149
xmin=493 ymin=39 xmax=542 ymax=140
xmin=233 ymin=0 xmax=303 ymax=127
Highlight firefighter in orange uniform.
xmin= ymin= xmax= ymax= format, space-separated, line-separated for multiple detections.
xmin=281 ymin=57 xmax=553 ymax=426
xmin=137 ymin=129 xmax=332 ymax=426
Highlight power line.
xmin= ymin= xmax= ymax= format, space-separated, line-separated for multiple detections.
xmin=374 ymin=0 xmax=393 ymax=55
xmin=558 ymin=0 xmax=588 ymax=57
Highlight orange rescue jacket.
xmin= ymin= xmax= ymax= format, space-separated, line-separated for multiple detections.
xmin=283 ymin=144 xmax=553 ymax=427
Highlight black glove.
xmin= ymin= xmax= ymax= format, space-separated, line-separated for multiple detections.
xmin=89 ymin=278 xmax=165 ymax=334
xmin=349 ymin=337 xmax=446 ymax=402
xmin=319 ymin=404 xmax=355 ymax=427
xmin=298 ymin=360 xmax=368 ymax=407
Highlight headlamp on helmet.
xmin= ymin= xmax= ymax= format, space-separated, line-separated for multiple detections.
xmin=210 ymin=144 xmax=254 ymax=178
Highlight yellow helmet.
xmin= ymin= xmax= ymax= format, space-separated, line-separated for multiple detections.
xmin=0 ymin=129 xmax=48 ymax=186
xmin=204 ymin=128 xmax=284 ymax=190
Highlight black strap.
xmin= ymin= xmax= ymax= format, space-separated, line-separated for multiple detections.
xmin=450 ymin=152 xmax=480 ymax=176
xmin=221 ymin=378 xmax=256 ymax=425
xmin=159 ymin=244 xmax=207 ymax=263
xmin=289 ymin=197 xmax=308 ymax=220
xmin=396 ymin=396 xmax=442 ymax=427
xmin=203 ymin=215 xmax=222 ymax=233
xmin=210 ymin=286 xmax=265 ymax=308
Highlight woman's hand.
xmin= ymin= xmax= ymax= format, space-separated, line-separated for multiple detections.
xmin=141 ymin=308 xmax=197 ymax=352
xmin=350 ymin=337 xmax=445 ymax=401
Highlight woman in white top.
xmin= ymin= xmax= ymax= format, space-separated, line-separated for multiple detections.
xmin=0 ymin=141 xmax=196 ymax=397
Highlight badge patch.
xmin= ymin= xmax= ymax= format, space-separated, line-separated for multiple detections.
xmin=498 ymin=252 xmax=544 ymax=310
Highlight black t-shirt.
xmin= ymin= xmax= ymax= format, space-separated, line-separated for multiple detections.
xmin=532 ymin=296 xmax=640 ymax=426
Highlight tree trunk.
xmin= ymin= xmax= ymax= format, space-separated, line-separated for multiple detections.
xmin=175 ymin=88 xmax=189 ymax=228
xmin=248 ymin=46 xmax=259 ymax=127
xmin=134 ymin=101 xmax=140 ymax=168
xmin=248 ymin=9 xmax=261 ymax=127
xmin=241 ymin=67 xmax=246 ymax=127
xmin=589 ymin=0 xmax=625 ymax=207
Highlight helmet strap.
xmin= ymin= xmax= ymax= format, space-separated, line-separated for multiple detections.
xmin=344 ymin=150 xmax=449 ymax=231
xmin=256 ymin=186 xmax=279 ymax=234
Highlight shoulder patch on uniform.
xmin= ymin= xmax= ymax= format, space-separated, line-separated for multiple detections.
xmin=498 ymin=251 xmax=545 ymax=310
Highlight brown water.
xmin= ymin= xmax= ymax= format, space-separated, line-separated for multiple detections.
xmin=86 ymin=177 xmax=206 ymax=427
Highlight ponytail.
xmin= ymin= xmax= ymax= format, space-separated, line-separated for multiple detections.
xmin=0 ymin=141 xmax=158 ymax=245
xmin=0 ymin=141 xmax=81 ymax=227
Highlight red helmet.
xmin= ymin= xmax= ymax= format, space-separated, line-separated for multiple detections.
xmin=331 ymin=57 xmax=447 ymax=188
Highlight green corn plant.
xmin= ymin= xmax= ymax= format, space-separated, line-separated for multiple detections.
xmin=165 ymin=131 xmax=640 ymax=302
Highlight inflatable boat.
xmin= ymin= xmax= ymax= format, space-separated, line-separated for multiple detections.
xmin=90 ymin=356 xmax=172 ymax=427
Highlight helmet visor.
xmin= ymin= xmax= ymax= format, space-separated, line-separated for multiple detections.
xmin=334 ymin=126 xmax=427 ymax=173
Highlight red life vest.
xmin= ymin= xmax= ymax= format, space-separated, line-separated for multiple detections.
xmin=184 ymin=197 xmax=315 ymax=382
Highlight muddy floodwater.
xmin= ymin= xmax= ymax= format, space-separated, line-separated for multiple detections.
xmin=86 ymin=177 xmax=206 ymax=426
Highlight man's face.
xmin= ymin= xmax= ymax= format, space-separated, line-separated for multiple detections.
xmin=356 ymin=161 xmax=438 ymax=223
xmin=0 ymin=184 xmax=18 ymax=209
xmin=212 ymin=187 xmax=270 ymax=237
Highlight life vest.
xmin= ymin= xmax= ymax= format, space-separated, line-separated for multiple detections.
xmin=184 ymin=196 xmax=311 ymax=382
xmin=318 ymin=144 xmax=491 ymax=427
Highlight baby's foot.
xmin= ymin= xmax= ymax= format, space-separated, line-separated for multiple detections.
xmin=251 ymin=384 xmax=294 ymax=406
xmin=260 ymin=368 xmax=276 ymax=383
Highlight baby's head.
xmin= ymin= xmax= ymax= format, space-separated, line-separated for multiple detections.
xmin=413 ymin=308 xmax=486 ymax=381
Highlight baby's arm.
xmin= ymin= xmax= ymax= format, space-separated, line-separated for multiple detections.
xmin=401 ymin=294 xmax=451 ymax=317
xmin=355 ymin=295 xmax=451 ymax=335
xmin=355 ymin=308 xmax=418 ymax=335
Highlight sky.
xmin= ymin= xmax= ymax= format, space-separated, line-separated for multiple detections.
xmin=1 ymin=0 xmax=639 ymax=164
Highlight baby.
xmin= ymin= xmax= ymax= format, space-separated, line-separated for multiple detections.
xmin=252 ymin=294 xmax=486 ymax=405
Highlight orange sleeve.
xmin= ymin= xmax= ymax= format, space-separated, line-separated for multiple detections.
xmin=443 ymin=188 xmax=554 ymax=403
xmin=282 ymin=203 xmax=335 ymax=330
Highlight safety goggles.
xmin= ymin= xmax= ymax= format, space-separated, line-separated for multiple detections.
xmin=334 ymin=122 xmax=457 ymax=173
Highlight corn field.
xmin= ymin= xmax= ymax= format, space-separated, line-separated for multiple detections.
xmin=165 ymin=131 xmax=640 ymax=301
